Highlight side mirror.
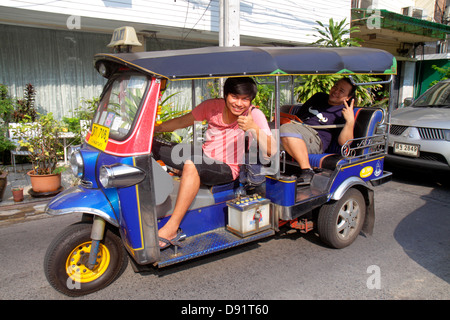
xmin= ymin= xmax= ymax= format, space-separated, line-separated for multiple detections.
xmin=403 ymin=97 xmax=413 ymax=107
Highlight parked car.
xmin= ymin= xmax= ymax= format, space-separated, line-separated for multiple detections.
xmin=386 ymin=79 xmax=450 ymax=172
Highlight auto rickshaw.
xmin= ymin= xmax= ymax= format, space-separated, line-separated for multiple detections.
xmin=43 ymin=27 xmax=396 ymax=296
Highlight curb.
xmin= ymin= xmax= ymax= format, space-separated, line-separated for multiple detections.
xmin=0 ymin=199 xmax=50 ymax=225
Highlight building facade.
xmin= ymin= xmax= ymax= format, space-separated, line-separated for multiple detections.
xmin=0 ymin=0 xmax=350 ymax=118
xmin=1 ymin=0 xmax=449 ymax=117
xmin=351 ymin=0 xmax=450 ymax=105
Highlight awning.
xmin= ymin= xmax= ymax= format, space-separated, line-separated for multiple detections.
xmin=94 ymin=46 xmax=396 ymax=80
xmin=352 ymin=8 xmax=450 ymax=43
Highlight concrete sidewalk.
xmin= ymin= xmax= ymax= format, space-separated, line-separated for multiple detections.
xmin=0 ymin=163 xmax=75 ymax=225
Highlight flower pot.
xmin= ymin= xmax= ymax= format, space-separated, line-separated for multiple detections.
xmin=12 ymin=188 xmax=24 ymax=202
xmin=27 ymin=170 xmax=62 ymax=193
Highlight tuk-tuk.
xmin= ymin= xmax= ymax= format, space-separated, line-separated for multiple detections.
xmin=43 ymin=30 xmax=396 ymax=296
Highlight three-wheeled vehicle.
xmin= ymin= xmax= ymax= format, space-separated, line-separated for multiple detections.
xmin=43 ymin=31 xmax=397 ymax=296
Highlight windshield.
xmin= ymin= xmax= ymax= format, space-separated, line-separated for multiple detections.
xmin=413 ymin=81 xmax=450 ymax=107
xmin=93 ymin=74 xmax=148 ymax=140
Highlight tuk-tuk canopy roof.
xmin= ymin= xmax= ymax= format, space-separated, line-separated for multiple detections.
xmin=94 ymin=46 xmax=397 ymax=80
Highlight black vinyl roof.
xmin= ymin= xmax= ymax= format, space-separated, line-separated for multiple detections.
xmin=94 ymin=46 xmax=396 ymax=80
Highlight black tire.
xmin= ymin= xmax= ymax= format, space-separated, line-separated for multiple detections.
xmin=44 ymin=221 xmax=128 ymax=297
xmin=317 ymin=188 xmax=366 ymax=249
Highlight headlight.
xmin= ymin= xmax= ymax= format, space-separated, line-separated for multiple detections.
xmin=99 ymin=164 xmax=146 ymax=189
xmin=70 ymin=150 xmax=84 ymax=178
xmin=445 ymin=129 xmax=450 ymax=141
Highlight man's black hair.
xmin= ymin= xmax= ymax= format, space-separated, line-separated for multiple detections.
xmin=223 ymin=77 xmax=258 ymax=101
xmin=340 ymin=77 xmax=357 ymax=99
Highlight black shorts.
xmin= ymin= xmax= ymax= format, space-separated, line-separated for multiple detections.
xmin=152 ymin=140 xmax=234 ymax=186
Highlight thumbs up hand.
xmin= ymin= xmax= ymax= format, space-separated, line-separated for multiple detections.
xmin=237 ymin=108 xmax=257 ymax=132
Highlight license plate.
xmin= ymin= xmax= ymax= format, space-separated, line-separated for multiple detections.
xmin=88 ymin=123 xmax=110 ymax=151
xmin=393 ymin=142 xmax=419 ymax=157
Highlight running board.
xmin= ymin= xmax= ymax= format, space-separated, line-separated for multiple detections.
xmin=156 ymin=227 xmax=275 ymax=268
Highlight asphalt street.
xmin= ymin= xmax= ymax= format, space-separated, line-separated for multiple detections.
xmin=0 ymin=167 xmax=449 ymax=301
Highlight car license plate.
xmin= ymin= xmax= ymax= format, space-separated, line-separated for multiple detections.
xmin=393 ymin=142 xmax=419 ymax=157
xmin=88 ymin=123 xmax=110 ymax=151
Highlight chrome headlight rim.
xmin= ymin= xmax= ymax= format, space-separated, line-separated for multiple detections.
xmin=70 ymin=150 xmax=84 ymax=179
xmin=99 ymin=164 xmax=146 ymax=189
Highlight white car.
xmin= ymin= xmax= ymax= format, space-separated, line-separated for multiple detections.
xmin=387 ymin=79 xmax=450 ymax=172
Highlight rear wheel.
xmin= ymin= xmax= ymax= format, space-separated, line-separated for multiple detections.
xmin=317 ymin=188 xmax=366 ymax=249
xmin=44 ymin=221 xmax=128 ymax=296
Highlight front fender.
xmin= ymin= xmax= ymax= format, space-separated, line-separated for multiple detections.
xmin=45 ymin=186 xmax=119 ymax=227
xmin=330 ymin=176 xmax=372 ymax=201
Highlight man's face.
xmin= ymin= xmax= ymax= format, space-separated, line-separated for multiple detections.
xmin=328 ymin=80 xmax=353 ymax=106
xmin=225 ymin=93 xmax=252 ymax=116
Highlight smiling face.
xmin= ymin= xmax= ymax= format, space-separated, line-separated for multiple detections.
xmin=328 ymin=79 xmax=353 ymax=106
xmin=224 ymin=93 xmax=252 ymax=118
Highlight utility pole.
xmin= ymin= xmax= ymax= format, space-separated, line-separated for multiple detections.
xmin=219 ymin=0 xmax=240 ymax=47
xmin=218 ymin=0 xmax=240 ymax=95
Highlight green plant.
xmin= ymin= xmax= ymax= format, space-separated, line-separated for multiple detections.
xmin=295 ymin=74 xmax=383 ymax=106
xmin=13 ymin=83 xmax=37 ymax=122
xmin=429 ymin=65 xmax=450 ymax=87
xmin=295 ymin=18 xmax=386 ymax=106
xmin=295 ymin=75 xmax=341 ymax=103
xmin=0 ymin=84 xmax=15 ymax=123
xmin=310 ymin=18 xmax=362 ymax=47
xmin=0 ymin=84 xmax=17 ymax=155
xmin=14 ymin=113 xmax=63 ymax=175
xmin=62 ymin=96 xmax=98 ymax=144
xmin=77 ymin=97 xmax=98 ymax=120
xmin=253 ymin=83 xmax=274 ymax=120
xmin=0 ymin=125 xmax=15 ymax=153
xmin=155 ymin=91 xmax=191 ymax=143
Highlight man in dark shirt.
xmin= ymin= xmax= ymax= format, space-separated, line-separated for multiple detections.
xmin=280 ymin=78 xmax=356 ymax=184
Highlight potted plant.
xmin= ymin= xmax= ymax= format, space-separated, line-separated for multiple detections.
xmin=14 ymin=113 xmax=65 ymax=195
xmin=11 ymin=187 xmax=24 ymax=202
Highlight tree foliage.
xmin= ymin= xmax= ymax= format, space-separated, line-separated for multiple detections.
xmin=295 ymin=18 xmax=386 ymax=107
xmin=310 ymin=18 xmax=362 ymax=48
xmin=429 ymin=65 xmax=450 ymax=87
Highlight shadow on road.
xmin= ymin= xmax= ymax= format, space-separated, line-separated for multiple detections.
xmin=387 ymin=165 xmax=450 ymax=284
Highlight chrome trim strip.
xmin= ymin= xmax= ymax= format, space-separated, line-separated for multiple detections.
xmin=330 ymin=176 xmax=372 ymax=201
xmin=46 ymin=207 xmax=119 ymax=227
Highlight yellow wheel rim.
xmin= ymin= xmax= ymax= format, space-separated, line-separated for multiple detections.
xmin=65 ymin=241 xmax=111 ymax=283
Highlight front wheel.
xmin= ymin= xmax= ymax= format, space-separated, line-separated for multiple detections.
xmin=44 ymin=221 xmax=128 ymax=297
xmin=317 ymin=188 xmax=366 ymax=249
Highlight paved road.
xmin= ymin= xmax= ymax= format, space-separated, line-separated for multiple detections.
xmin=0 ymin=168 xmax=449 ymax=301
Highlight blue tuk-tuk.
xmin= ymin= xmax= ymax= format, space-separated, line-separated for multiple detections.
xmin=43 ymin=38 xmax=396 ymax=296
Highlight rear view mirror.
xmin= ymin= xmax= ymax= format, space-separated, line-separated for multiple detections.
xmin=403 ymin=97 xmax=413 ymax=107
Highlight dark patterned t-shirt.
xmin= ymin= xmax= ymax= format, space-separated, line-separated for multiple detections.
xmin=295 ymin=92 xmax=346 ymax=151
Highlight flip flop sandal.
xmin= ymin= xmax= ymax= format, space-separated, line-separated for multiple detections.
xmin=159 ymin=229 xmax=187 ymax=250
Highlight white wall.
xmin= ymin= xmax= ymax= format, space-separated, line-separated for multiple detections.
xmin=240 ymin=0 xmax=351 ymax=44
xmin=2 ymin=0 xmax=351 ymax=45
xmin=371 ymin=0 xmax=415 ymax=13
xmin=0 ymin=0 xmax=353 ymax=118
